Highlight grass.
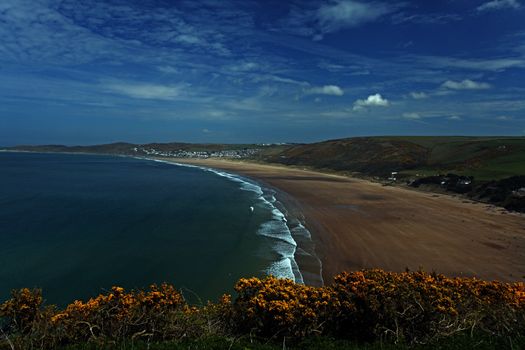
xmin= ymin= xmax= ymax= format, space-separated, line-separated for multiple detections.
xmin=369 ymin=137 xmax=525 ymax=181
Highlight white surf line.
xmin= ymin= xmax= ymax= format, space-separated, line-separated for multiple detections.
xmin=140 ymin=157 xmax=305 ymax=283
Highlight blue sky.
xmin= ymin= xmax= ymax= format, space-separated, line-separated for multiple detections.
xmin=1 ymin=0 xmax=525 ymax=145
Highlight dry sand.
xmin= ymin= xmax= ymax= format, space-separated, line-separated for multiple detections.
xmin=163 ymin=158 xmax=525 ymax=284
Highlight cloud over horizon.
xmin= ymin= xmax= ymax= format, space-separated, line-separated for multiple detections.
xmin=441 ymin=79 xmax=492 ymax=90
xmin=353 ymin=93 xmax=390 ymax=110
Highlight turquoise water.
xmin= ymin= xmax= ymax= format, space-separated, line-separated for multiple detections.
xmin=0 ymin=152 xmax=303 ymax=305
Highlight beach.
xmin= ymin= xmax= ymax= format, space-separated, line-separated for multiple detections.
xmin=165 ymin=158 xmax=525 ymax=284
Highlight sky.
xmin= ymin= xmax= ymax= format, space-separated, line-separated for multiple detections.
xmin=1 ymin=0 xmax=525 ymax=145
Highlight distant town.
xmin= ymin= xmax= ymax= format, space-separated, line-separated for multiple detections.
xmin=133 ymin=145 xmax=278 ymax=159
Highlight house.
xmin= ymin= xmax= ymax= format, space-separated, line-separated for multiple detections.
xmin=388 ymin=171 xmax=398 ymax=181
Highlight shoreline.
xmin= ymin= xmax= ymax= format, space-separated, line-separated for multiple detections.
xmin=150 ymin=157 xmax=324 ymax=286
xmin=167 ymin=157 xmax=525 ymax=284
xmin=248 ymin=176 xmax=324 ymax=287
xmin=6 ymin=151 xmax=525 ymax=283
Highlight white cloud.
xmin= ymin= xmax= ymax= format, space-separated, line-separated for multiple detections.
xmin=174 ymin=34 xmax=203 ymax=45
xmin=158 ymin=66 xmax=179 ymax=74
xmin=105 ymin=82 xmax=184 ymax=100
xmin=353 ymin=93 xmax=389 ymax=110
xmin=496 ymin=115 xmax=512 ymax=120
xmin=305 ymin=85 xmax=344 ymax=96
xmin=202 ymin=128 xmax=212 ymax=133
xmin=208 ymin=110 xmax=227 ymax=118
xmin=314 ymin=0 xmax=395 ymax=39
xmin=441 ymin=79 xmax=491 ymax=90
xmin=253 ymin=75 xmax=309 ymax=87
xmin=448 ymin=115 xmax=462 ymax=121
xmin=230 ymin=62 xmax=259 ymax=72
xmin=477 ymin=0 xmax=520 ymax=12
xmin=414 ymin=56 xmax=525 ymax=72
xmin=409 ymin=91 xmax=428 ymax=99
xmin=392 ymin=13 xmax=462 ymax=25
xmin=403 ymin=112 xmax=421 ymax=120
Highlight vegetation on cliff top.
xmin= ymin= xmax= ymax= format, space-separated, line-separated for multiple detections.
xmin=1 ymin=269 xmax=524 ymax=349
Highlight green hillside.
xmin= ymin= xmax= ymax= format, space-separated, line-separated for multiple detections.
xmin=263 ymin=136 xmax=525 ymax=181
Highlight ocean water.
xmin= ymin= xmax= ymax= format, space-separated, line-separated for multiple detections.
xmin=0 ymin=152 xmax=304 ymax=305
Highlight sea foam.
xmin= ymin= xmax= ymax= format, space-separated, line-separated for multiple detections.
xmin=146 ymin=158 xmax=305 ymax=283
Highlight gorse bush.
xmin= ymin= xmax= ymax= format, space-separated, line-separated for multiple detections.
xmin=49 ymin=284 xmax=189 ymax=342
xmin=233 ymin=276 xmax=335 ymax=339
xmin=233 ymin=270 xmax=525 ymax=344
xmin=330 ymin=270 xmax=525 ymax=343
xmin=1 ymin=270 xmax=524 ymax=349
xmin=0 ymin=284 xmax=231 ymax=349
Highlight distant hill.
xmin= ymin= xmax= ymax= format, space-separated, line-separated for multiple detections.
xmin=5 ymin=136 xmax=525 ymax=181
xmin=262 ymin=136 xmax=525 ymax=181
xmin=6 ymin=142 xmax=137 ymax=155
xmin=262 ymin=137 xmax=428 ymax=177
xmin=5 ymin=141 xmax=271 ymax=155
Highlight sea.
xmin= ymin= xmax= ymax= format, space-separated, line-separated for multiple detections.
xmin=0 ymin=152 xmax=311 ymax=305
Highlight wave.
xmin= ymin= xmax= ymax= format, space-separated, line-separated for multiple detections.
xmin=143 ymin=158 xmax=305 ymax=283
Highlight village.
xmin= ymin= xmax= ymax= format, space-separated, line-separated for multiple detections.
xmin=132 ymin=146 xmax=262 ymax=159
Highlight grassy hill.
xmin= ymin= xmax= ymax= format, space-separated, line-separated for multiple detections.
xmin=262 ymin=136 xmax=525 ymax=181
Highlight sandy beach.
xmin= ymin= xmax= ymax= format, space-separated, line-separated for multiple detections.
xmin=163 ymin=158 xmax=525 ymax=284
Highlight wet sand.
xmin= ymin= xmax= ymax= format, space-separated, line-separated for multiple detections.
xmin=163 ymin=158 xmax=525 ymax=284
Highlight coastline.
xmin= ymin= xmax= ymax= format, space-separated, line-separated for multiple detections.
xmin=149 ymin=157 xmax=324 ymax=287
xmin=166 ymin=157 xmax=525 ymax=284
xmin=6 ymin=150 xmax=525 ymax=283
xmin=254 ymin=180 xmax=324 ymax=287
xmin=3 ymin=151 xmax=324 ymax=286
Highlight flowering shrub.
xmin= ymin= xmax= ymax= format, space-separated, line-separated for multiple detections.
xmin=49 ymin=284 xmax=189 ymax=343
xmin=233 ymin=276 xmax=335 ymax=338
xmin=330 ymin=270 xmax=525 ymax=343
xmin=0 ymin=288 xmax=44 ymax=334
xmin=0 ymin=284 xmax=200 ymax=348
xmin=1 ymin=270 xmax=524 ymax=349
xmin=232 ymin=270 xmax=525 ymax=343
